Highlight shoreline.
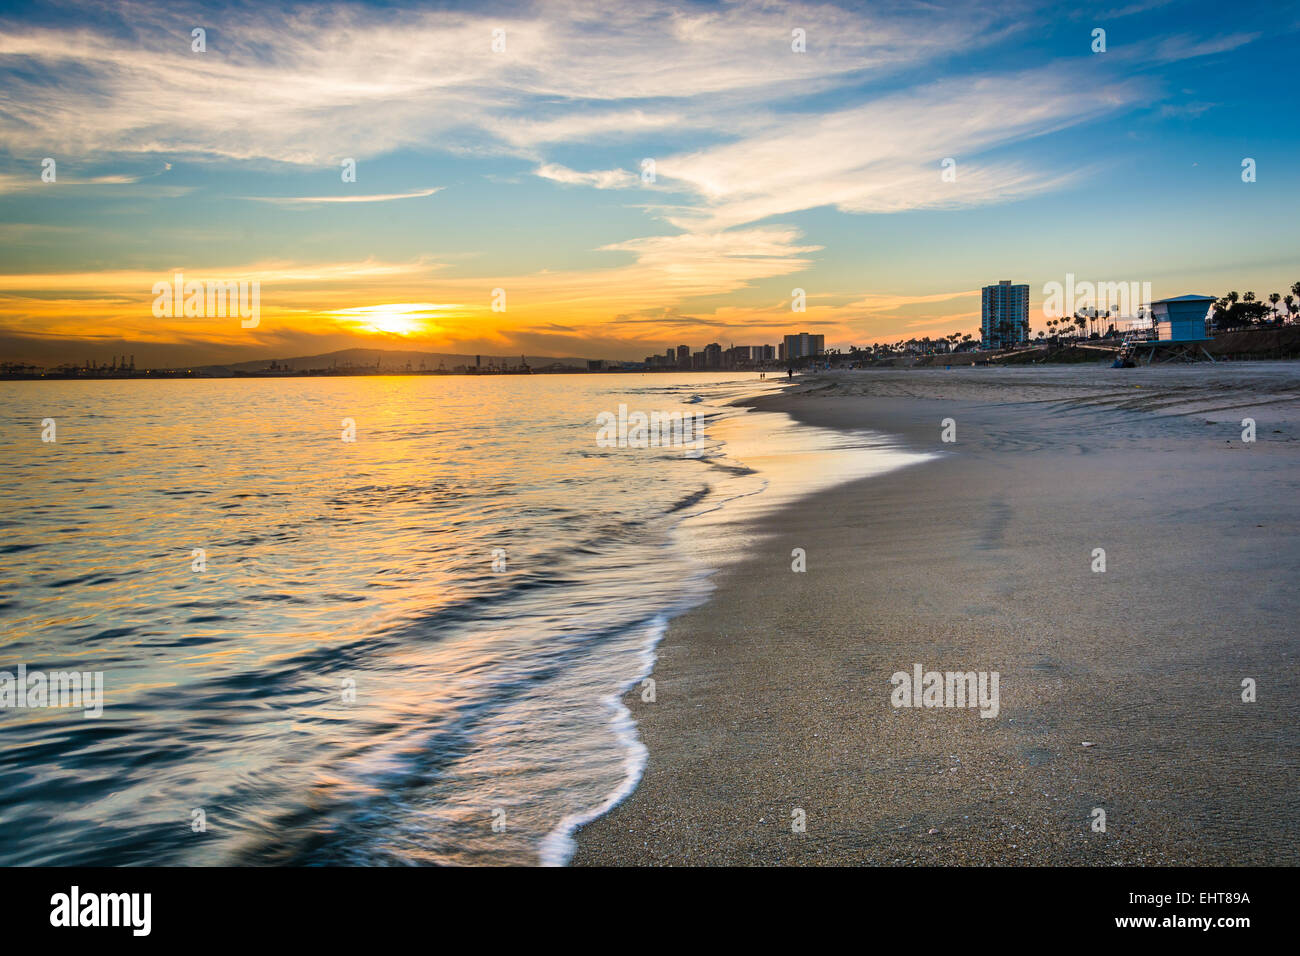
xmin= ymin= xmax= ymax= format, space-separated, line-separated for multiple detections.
xmin=572 ymin=363 xmax=1300 ymax=865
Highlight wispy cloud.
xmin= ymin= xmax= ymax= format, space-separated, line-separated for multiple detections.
xmin=645 ymin=70 xmax=1142 ymax=231
xmin=535 ymin=165 xmax=639 ymax=189
xmin=1150 ymin=32 xmax=1260 ymax=63
xmin=0 ymin=170 xmax=176 ymax=194
xmin=1 ymin=0 xmax=1266 ymax=358
xmin=0 ymin=1 xmax=1001 ymax=165
xmin=0 ymin=2 xmax=1140 ymax=258
xmin=244 ymin=187 xmax=443 ymax=204
xmin=0 ymin=226 xmax=818 ymax=345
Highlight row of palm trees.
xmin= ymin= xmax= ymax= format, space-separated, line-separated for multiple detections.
xmin=847 ymin=334 xmax=973 ymax=356
xmin=1025 ymin=279 xmax=1300 ymax=343
xmin=847 ymin=281 xmax=1300 ymax=356
xmin=1043 ymin=315 xmax=1114 ymax=340
xmin=1213 ymin=283 xmax=1300 ymax=328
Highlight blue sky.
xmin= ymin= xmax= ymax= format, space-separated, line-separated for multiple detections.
xmin=1 ymin=0 xmax=1297 ymax=364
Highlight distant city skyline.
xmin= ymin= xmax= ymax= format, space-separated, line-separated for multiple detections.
xmin=2 ymin=0 xmax=1297 ymax=367
xmin=636 ymin=335 xmax=811 ymax=369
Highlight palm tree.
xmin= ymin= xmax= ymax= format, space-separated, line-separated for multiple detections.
xmin=1269 ymin=293 xmax=1281 ymax=322
xmin=1243 ymin=291 xmax=1256 ymax=304
xmin=1285 ymin=294 xmax=1297 ymax=324
xmin=1219 ymin=291 xmax=1240 ymax=329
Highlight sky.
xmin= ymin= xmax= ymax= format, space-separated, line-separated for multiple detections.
xmin=1 ymin=0 xmax=1297 ymax=366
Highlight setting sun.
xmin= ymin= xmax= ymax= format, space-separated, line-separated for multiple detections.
xmin=328 ymin=303 xmax=456 ymax=337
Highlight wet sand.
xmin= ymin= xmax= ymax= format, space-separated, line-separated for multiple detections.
xmin=573 ymin=363 xmax=1300 ymax=865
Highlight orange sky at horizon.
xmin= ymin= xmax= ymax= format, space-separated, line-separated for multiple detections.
xmin=0 ymin=257 xmax=986 ymax=364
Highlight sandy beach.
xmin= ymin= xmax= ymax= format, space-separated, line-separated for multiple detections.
xmin=573 ymin=363 xmax=1300 ymax=865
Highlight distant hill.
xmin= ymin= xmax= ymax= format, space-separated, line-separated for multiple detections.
xmin=198 ymin=348 xmax=590 ymax=373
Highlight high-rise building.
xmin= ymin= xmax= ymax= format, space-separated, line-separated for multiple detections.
xmin=704 ymin=343 xmax=722 ymax=368
xmin=677 ymin=345 xmax=691 ymax=368
xmin=981 ymin=280 xmax=1030 ymax=349
xmin=782 ymin=332 xmax=824 ymax=361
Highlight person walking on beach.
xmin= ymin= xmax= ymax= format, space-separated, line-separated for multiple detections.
xmin=787 ymin=367 xmax=793 ymax=379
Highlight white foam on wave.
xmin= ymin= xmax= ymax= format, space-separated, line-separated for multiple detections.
xmin=539 ymin=388 xmax=937 ymax=867
xmin=537 ymin=610 xmax=683 ymax=866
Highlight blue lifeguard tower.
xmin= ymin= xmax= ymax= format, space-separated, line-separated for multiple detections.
xmin=1127 ymin=295 xmax=1217 ymax=364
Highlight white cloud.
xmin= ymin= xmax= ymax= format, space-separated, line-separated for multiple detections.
xmin=0 ymin=0 xmax=1008 ymax=166
xmin=244 ymin=187 xmax=443 ymax=204
xmin=0 ymin=1 xmax=1143 ymax=239
xmin=651 ymin=71 xmax=1143 ymax=231
xmin=0 ymin=170 xmax=169 ymax=194
xmin=0 ymin=0 xmax=1164 ymax=331
xmin=535 ymin=164 xmax=639 ymax=189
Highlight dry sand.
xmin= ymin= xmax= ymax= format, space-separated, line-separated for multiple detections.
xmin=573 ymin=362 xmax=1300 ymax=866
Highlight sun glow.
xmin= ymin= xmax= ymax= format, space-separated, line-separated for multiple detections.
xmin=328 ymin=303 xmax=458 ymax=337
xmin=369 ymin=311 xmax=420 ymax=336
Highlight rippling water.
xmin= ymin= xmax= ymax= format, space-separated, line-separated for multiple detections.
xmin=0 ymin=373 xmax=927 ymax=865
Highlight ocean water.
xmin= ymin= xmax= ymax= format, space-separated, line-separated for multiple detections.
xmin=0 ymin=373 xmax=928 ymax=865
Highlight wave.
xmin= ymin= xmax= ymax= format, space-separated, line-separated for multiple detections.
xmin=537 ymin=612 xmax=674 ymax=866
